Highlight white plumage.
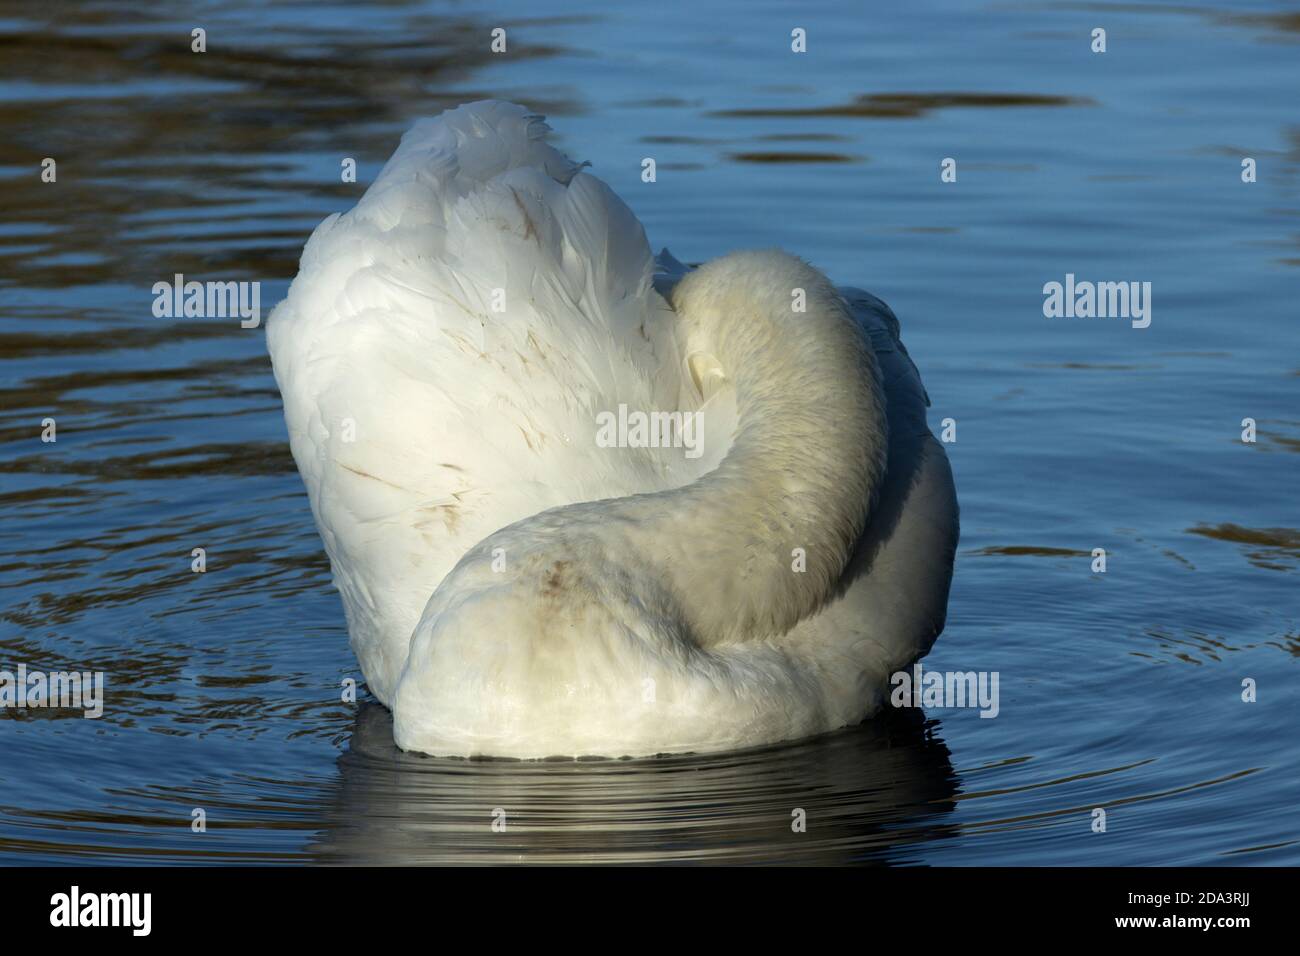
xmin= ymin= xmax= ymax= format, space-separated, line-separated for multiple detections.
xmin=268 ymin=100 xmax=958 ymax=757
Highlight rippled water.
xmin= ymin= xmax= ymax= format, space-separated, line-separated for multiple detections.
xmin=1 ymin=0 xmax=1297 ymax=864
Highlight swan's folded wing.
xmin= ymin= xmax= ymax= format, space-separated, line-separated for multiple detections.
xmin=267 ymin=101 xmax=693 ymax=701
xmin=840 ymin=286 xmax=933 ymax=439
xmin=829 ymin=287 xmax=958 ymax=672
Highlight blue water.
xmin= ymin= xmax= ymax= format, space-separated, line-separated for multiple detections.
xmin=0 ymin=0 xmax=1296 ymax=864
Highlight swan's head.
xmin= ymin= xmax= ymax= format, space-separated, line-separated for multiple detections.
xmin=666 ymin=249 xmax=889 ymax=633
xmin=669 ymin=249 xmax=853 ymax=401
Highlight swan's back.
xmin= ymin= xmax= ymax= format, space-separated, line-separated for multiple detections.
xmin=271 ymin=101 xmax=958 ymax=756
xmin=268 ymin=102 xmax=703 ymax=703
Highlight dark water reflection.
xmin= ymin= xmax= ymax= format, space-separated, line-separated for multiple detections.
xmin=1 ymin=0 xmax=1298 ymax=864
xmin=314 ymin=705 xmax=958 ymax=865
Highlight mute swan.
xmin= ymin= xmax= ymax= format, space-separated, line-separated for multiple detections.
xmin=268 ymin=100 xmax=958 ymax=758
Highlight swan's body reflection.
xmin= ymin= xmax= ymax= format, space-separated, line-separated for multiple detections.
xmin=309 ymin=702 xmax=959 ymax=864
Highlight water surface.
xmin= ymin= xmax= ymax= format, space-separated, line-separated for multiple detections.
xmin=1 ymin=0 xmax=1297 ymax=864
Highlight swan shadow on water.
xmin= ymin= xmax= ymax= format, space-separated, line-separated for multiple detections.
xmin=307 ymin=700 xmax=960 ymax=865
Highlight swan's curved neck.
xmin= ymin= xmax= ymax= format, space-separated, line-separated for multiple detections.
xmin=643 ymin=254 xmax=889 ymax=644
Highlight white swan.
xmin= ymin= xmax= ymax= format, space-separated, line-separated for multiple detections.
xmin=268 ymin=100 xmax=958 ymax=758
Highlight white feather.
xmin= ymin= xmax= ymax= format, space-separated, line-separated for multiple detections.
xmin=269 ymin=101 xmax=957 ymax=757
